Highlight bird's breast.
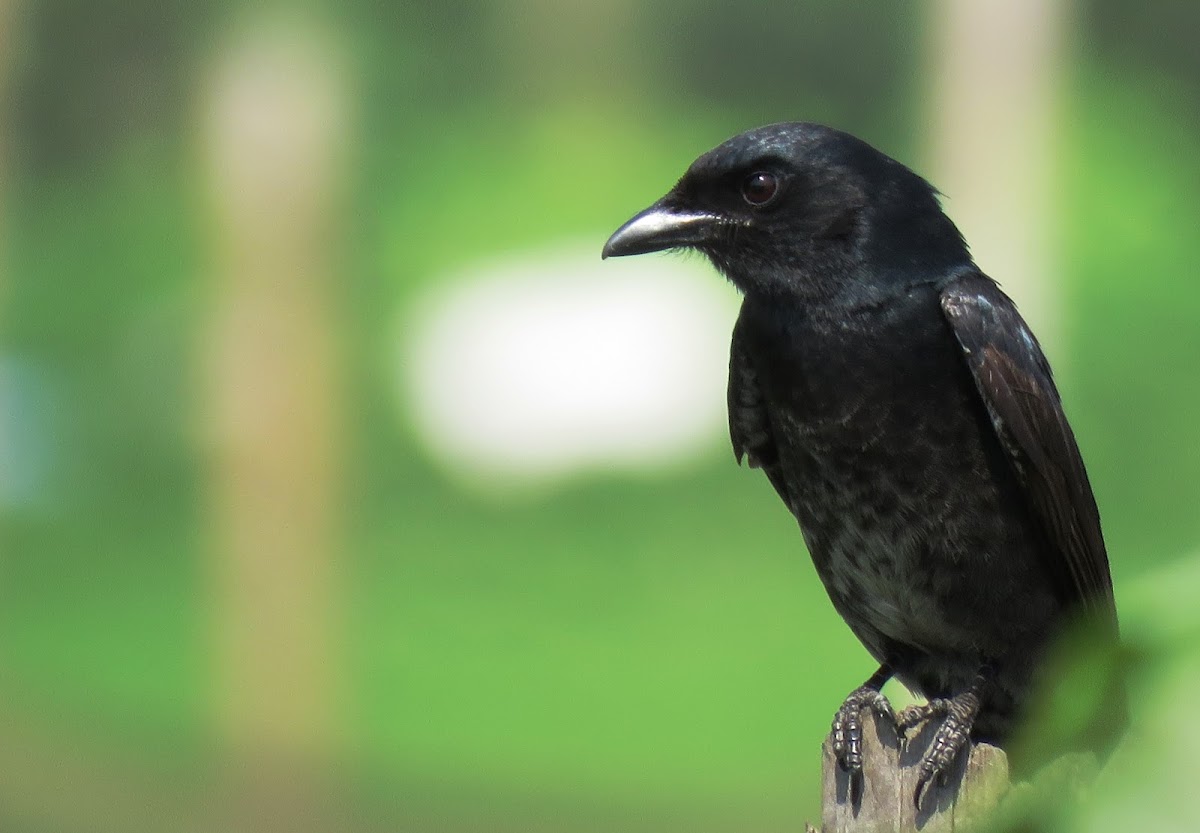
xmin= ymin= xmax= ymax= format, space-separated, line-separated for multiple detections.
xmin=744 ymin=293 xmax=1046 ymax=660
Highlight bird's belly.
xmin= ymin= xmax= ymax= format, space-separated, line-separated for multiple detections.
xmin=805 ymin=517 xmax=952 ymax=660
xmin=778 ymin=405 xmax=1058 ymax=669
xmin=796 ymin=482 xmax=955 ymax=659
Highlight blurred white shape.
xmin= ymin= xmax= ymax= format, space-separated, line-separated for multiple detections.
xmin=403 ymin=243 xmax=739 ymax=488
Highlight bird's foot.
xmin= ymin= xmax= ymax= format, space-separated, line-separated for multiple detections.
xmin=831 ymin=676 xmax=896 ymax=803
xmin=897 ymin=690 xmax=981 ymax=811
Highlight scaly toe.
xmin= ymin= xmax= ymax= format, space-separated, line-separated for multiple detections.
xmin=831 ymin=686 xmax=895 ymax=774
xmin=831 ymin=702 xmax=865 ymax=774
xmin=897 ymin=698 xmax=949 ymax=731
xmin=910 ymin=692 xmax=980 ymax=810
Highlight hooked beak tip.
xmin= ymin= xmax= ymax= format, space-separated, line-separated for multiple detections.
xmin=602 ymin=206 xmax=721 ymax=260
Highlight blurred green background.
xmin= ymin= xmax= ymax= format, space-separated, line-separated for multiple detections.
xmin=0 ymin=1 xmax=1198 ymax=831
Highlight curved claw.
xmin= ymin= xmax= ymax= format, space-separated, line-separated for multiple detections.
xmin=849 ymin=769 xmax=864 ymax=806
xmin=909 ymin=689 xmax=981 ymax=810
xmin=914 ymin=771 xmax=932 ymax=812
xmin=913 ymin=768 xmax=951 ymax=811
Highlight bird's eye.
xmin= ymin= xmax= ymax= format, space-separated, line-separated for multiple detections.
xmin=742 ymin=171 xmax=779 ymax=206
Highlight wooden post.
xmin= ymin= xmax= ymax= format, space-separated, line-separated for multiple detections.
xmin=817 ymin=711 xmax=1009 ymax=833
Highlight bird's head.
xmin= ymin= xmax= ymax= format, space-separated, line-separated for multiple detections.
xmin=602 ymin=123 xmax=970 ymax=301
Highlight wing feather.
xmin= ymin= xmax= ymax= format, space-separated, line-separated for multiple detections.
xmin=728 ymin=312 xmax=793 ymax=509
xmin=940 ymin=274 xmax=1117 ymax=631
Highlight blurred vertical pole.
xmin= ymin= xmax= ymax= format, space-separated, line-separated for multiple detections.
xmin=0 ymin=0 xmax=12 ymax=301
xmin=926 ymin=0 xmax=1068 ymax=356
xmin=0 ymin=1 xmax=13 ymax=527
xmin=201 ymin=16 xmax=349 ymax=832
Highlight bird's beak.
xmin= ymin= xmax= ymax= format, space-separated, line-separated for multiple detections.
xmin=601 ymin=200 xmax=721 ymax=259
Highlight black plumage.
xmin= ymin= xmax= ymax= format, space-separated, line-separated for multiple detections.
xmin=602 ymin=123 xmax=1121 ymax=805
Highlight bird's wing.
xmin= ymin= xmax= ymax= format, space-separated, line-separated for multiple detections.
xmin=940 ymin=273 xmax=1117 ymax=630
xmin=728 ymin=314 xmax=794 ymax=508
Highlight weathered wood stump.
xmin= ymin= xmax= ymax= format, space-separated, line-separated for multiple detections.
xmin=817 ymin=711 xmax=1009 ymax=833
